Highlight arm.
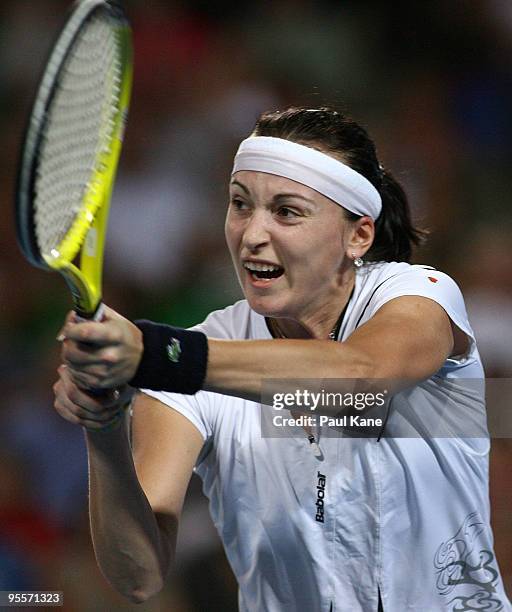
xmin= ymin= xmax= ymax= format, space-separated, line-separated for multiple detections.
xmin=60 ymin=296 xmax=465 ymax=403
xmin=53 ymin=370 xmax=203 ymax=602
xmin=206 ymin=295 xmax=466 ymax=399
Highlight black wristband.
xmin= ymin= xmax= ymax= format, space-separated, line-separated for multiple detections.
xmin=129 ymin=320 xmax=208 ymax=394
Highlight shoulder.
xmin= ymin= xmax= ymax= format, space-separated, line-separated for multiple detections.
xmin=360 ymin=260 xmax=452 ymax=286
xmin=358 ymin=261 xmax=465 ymax=305
xmin=355 ymin=261 xmax=474 ymax=342
xmin=190 ymin=300 xmax=253 ymax=339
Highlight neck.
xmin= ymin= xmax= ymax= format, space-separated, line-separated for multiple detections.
xmin=268 ymin=270 xmax=355 ymax=340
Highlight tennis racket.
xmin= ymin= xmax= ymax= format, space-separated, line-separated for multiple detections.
xmin=15 ymin=0 xmax=132 ymax=320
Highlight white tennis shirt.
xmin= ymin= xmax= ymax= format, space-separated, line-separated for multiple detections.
xmin=143 ymin=261 xmax=511 ymax=612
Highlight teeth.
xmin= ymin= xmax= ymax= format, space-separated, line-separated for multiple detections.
xmin=244 ymin=262 xmax=281 ymax=272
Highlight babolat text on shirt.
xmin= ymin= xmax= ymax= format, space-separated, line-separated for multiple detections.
xmin=315 ymin=471 xmax=326 ymax=523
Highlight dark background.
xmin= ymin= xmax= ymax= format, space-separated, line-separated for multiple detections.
xmin=1 ymin=1 xmax=511 ymax=609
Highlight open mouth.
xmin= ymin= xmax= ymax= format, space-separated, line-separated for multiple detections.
xmin=243 ymin=262 xmax=284 ymax=281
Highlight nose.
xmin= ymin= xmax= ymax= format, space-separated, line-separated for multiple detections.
xmin=242 ymin=209 xmax=271 ymax=252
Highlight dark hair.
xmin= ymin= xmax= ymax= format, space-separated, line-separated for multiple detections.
xmin=252 ymin=106 xmax=426 ymax=262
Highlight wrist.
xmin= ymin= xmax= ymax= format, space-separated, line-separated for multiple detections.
xmin=129 ymin=320 xmax=208 ymax=394
xmin=84 ymin=418 xmax=131 ymax=462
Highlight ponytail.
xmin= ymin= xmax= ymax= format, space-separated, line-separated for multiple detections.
xmin=365 ymin=168 xmax=427 ymax=263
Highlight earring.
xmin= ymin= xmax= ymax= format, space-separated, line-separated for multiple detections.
xmin=352 ymin=253 xmax=363 ymax=268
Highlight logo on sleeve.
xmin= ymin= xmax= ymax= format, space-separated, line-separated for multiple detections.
xmin=428 ymin=277 xmax=438 ymax=283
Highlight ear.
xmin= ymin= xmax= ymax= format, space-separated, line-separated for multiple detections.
xmin=345 ymin=216 xmax=375 ymax=259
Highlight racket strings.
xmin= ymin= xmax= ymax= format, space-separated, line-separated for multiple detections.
xmin=34 ymin=12 xmax=123 ymax=257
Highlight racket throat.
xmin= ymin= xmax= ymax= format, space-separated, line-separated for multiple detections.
xmin=59 ymin=261 xmax=102 ymax=318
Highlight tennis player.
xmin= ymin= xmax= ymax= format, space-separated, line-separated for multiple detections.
xmin=53 ymin=107 xmax=511 ymax=612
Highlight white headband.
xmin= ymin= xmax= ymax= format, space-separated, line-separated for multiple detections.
xmin=232 ymin=136 xmax=382 ymax=220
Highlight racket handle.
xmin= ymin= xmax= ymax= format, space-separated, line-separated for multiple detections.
xmin=75 ymin=302 xmax=105 ymax=322
xmin=73 ymin=302 xmax=108 ymax=397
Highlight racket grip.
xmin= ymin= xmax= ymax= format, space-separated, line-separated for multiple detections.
xmin=75 ymin=302 xmax=105 ymax=322
xmin=73 ymin=302 xmax=109 ymax=397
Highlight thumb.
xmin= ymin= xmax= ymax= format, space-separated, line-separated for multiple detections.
xmin=101 ymin=304 xmax=132 ymax=327
xmin=56 ymin=311 xmax=78 ymax=342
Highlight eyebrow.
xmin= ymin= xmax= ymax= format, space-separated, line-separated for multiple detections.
xmin=230 ymin=179 xmax=317 ymax=205
xmin=230 ymin=179 xmax=250 ymax=194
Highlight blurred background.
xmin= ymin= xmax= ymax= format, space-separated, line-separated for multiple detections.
xmin=1 ymin=0 xmax=511 ymax=609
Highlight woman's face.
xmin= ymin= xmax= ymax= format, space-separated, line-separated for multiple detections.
xmin=225 ymin=170 xmax=359 ymax=325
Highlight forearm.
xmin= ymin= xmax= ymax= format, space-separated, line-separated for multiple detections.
xmin=85 ymin=416 xmax=174 ymax=603
xmin=64 ymin=300 xmax=450 ymax=404
xmin=204 ymin=338 xmax=375 ymax=402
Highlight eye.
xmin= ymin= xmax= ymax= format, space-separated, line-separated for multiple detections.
xmin=231 ymin=198 xmax=249 ymax=211
xmin=276 ymin=206 xmax=300 ymax=218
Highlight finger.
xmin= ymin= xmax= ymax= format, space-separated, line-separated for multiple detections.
xmin=67 ymin=368 xmax=103 ymax=391
xmin=62 ymin=353 xmax=124 ymax=392
xmin=54 ymin=395 xmax=81 ymax=426
xmin=54 ymin=378 xmax=123 ymax=424
xmin=59 ymin=366 xmax=123 ymax=410
xmin=101 ymin=304 xmax=129 ymax=325
xmin=62 ymin=341 xmax=120 ymax=368
xmin=101 ymin=304 xmax=117 ymax=320
xmin=56 ymin=310 xmax=78 ymax=341
xmin=62 ymin=369 xmax=118 ymax=399
xmin=63 ymin=339 xmax=106 ymax=355
xmin=54 ymin=365 xmax=129 ymax=413
xmin=60 ymin=363 xmax=104 ymax=395
xmin=61 ymin=340 xmax=106 ymax=367
xmin=67 ymin=366 xmax=126 ymax=395
xmin=61 ymin=321 xmax=119 ymax=347
xmin=59 ymin=366 xmax=134 ymax=416
xmin=53 ymin=378 xmax=79 ymax=425
xmin=64 ymin=366 xmax=131 ymax=407
xmin=54 ymin=396 xmax=122 ymax=430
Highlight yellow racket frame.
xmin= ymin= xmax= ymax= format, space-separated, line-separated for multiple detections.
xmin=43 ymin=22 xmax=132 ymax=316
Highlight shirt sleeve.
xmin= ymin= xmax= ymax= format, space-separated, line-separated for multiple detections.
xmin=134 ymin=301 xmax=252 ymax=440
xmin=141 ymin=389 xmax=216 ymax=441
xmin=367 ymin=266 xmax=475 ymax=342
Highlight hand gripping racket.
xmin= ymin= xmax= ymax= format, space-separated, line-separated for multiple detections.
xmin=15 ymin=0 xmax=132 ymax=320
